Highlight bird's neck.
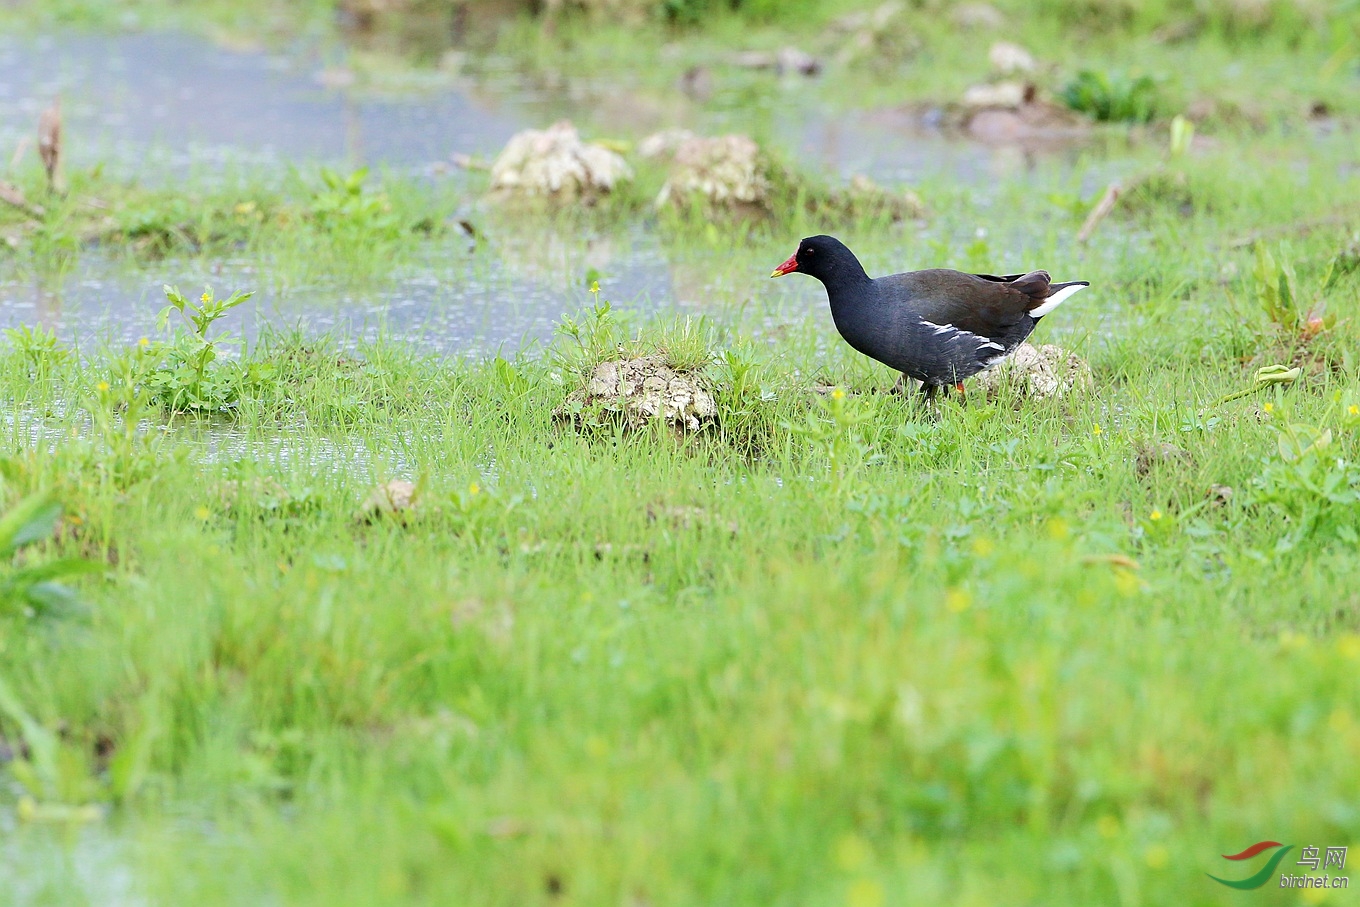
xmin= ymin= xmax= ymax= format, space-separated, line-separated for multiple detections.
xmin=818 ymin=258 xmax=874 ymax=306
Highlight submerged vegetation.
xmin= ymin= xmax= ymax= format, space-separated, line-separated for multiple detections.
xmin=0 ymin=0 xmax=1358 ymax=904
xmin=1060 ymin=69 xmax=1161 ymax=123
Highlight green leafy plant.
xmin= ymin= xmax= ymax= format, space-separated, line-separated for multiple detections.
xmin=553 ymin=283 xmax=627 ymax=377
xmin=1251 ymin=392 xmax=1360 ymax=550
xmin=85 ymin=340 xmax=172 ymax=487
xmin=554 ymin=283 xmax=716 ymax=378
xmin=310 ymin=167 xmax=402 ymax=240
xmin=2 ymin=323 xmax=72 ymax=372
xmin=1061 ymin=70 xmax=1160 ymax=122
xmin=782 ymin=388 xmax=875 ymax=495
xmin=0 ymin=491 xmax=102 ymax=619
xmin=144 ymin=284 xmax=255 ymax=414
xmin=1250 ymin=241 xmax=1334 ymax=338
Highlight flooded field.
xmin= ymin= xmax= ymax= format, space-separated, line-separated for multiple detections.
xmin=0 ymin=30 xmax=1121 ymax=355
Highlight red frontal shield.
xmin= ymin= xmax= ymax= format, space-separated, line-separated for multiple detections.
xmin=770 ymin=253 xmax=799 ymax=277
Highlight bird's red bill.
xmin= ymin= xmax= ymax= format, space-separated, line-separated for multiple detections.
xmin=770 ymin=253 xmax=799 ymax=278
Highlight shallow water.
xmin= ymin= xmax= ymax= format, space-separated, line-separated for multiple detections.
xmin=0 ymin=31 xmax=1084 ymax=182
xmin=0 ymin=814 xmax=143 ymax=907
xmin=0 ymin=30 xmax=1114 ymax=355
xmin=0 ymin=231 xmax=682 ymax=356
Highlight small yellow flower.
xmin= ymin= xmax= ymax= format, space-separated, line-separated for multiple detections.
xmin=831 ymin=387 xmax=846 ymax=400
xmin=1335 ymin=634 xmax=1360 ymax=660
xmin=1092 ymin=424 xmax=1103 ymax=435
xmin=589 ymin=280 xmax=600 ymax=294
xmin=945 ymin=588 xmax=971 ymax=613
xmin=1349 ymin=405 xmax=1358 ymax=416
xmin=138 ymin=337 xmax=149 ymax=347
xmin=201 ymin=291 xmax=211 ymax=304
xmin=1263 ymin=402 xmax=1274 ymax=413
xmin=468 ymin=482 xmax=480 ymax=495
xmin=1149 ymin=510 xmax=1163 ymax=521
xmin=194 ymin=505 xmax=211 ymax=520
xmin=96 ymin=381 xmax=110 ymax=392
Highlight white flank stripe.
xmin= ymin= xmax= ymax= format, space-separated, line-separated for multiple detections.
xmin=1029 ymin=283 xmax=1088 ymax=318
xmin=919 ymin=319 xmax=1004 ymax=356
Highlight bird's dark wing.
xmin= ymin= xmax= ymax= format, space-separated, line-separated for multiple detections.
xmin=877 ymin=269 xmax=1053 ymax=339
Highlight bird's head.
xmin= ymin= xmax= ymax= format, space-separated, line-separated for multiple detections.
xmin=770 ymin=235 xmax=855 ymax=282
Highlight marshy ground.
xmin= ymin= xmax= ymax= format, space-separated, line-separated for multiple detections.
xmin=0 ymin=1 xmax=1358 ymax=905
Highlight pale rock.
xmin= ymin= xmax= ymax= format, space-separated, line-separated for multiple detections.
xmin=359 ymin=480 xmax=419 ymax=520
xmin=655 ymin=134 xmax=769 ymax=211
xmin=489 ymin=120 xmax=631 ymax=201
xmin=557 ymin=356 xmax=717 ymax=432
xmin=638 ymin=128 xmax=697 ymax=160
xmin=973 ymin=343 xmax=1092 ymax=400
xmin=951 ymin=1 xmax=1004 ymax=29
xmin=988 ymin=41 xmax=1036 ymax=75
xmin=962 ymin=80 xmax=1028 ymax=110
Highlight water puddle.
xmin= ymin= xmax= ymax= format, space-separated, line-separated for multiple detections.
xmin=0 ymin=227 xmax=697 ymax=355
xmin=0 ymin=32 xmax=1093 ymax=182
xmin=0 ymin=30 xmax=1120 ymax=355
xmin=0 ymin=813 xmax=143 ymax=907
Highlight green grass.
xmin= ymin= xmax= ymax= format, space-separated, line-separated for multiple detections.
xmin=1 ymin=4 xmax=1360 ymax=905
xmin=0 ymin=131 xmax=1359 ymax=904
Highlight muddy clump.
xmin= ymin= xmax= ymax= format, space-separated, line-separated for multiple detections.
xmin=960 ymin=82 xmax=1092 ymax=145
xmin=555 ymin=356 xmax=716 ymax=432
xmin=988 ymin=41 xmax=1036 ymax=76
xmin=646 ymin=132 xmax=924 ymax=222
xmin=731 ymin=46 xmax=821 ymax=77
xmin=488 ymin=120 xmax=632 ymax=203
xmin=637 ymin=128 xmax=697 ymax=160
xmin=951 ymin=1 xmax=1005 ymax=29
xmin=654 ymin=134 xmax=771 ymax=214
xmin=358 ymin=479 xmax=420 ymax=522
xmin=646 ymin=503 xmax=738 ymax=536
xmin=1135 ymin=442 xmax=1191 ymax=477
xmin=806 ymin=174 xmax=927 ymax=223
xmin=973 ymin=343 xmax=1092 ymax=401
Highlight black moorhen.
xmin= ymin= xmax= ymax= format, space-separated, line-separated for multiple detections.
xmin=771 ymin=235 xmax=1089 ymax=399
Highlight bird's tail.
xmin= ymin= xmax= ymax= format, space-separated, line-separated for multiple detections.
xmin=1029 ymin=281 xmax=1090 ymax=318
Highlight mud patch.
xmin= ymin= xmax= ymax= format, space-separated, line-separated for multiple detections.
xmin=555 ymin=356 xmax=716 ymax=432
xmin=489 ymin=120 xmax=632 ymax=204
xmin=974 ymin=343 xmax=1092 ymax=401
